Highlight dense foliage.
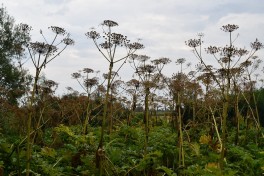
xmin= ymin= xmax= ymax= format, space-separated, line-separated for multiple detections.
xmin=0 ymin=5 xmax=31 ymax=104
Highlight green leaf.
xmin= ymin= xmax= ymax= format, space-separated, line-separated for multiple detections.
xmin=157 ymin=166 xmax=177 ymax=176
xmin=41 ymin=147 xmax=57 ymax=158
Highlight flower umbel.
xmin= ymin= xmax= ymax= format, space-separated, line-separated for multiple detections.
xmin=176 ymin=58 xmax=186 ymax=64
xmin=111 ymin=33 xmax=127 ymax=46
xmin=83 ymin=68 xmax=94 ymax=73
xmin=84 ymin=77 xmax=98 ymax=88
xmin=49 ymin=26 xmax=66 ymax=35
xmin=127 ymin=42 xmax=144 ymax=50
xmin=62 ymin=37 xmax=74 ymax=45
xmin=251 ymin=38 xmax=263 ymax=51
xmin=85 ymin=31 xmax=100 ymax=40
xmin=102 ymin=20 xmax=118 ymax=27
xmin=186 ymin=39 xmax=201 ymax=48
xmin=100 ymin=41 xmax=112 ymax=49
xmin=136 ymin=55 xmax=150 ymax=62
xmin=71 ymin=72 xmax=81 ymax=79
xmin=151 ymin=57 xmax=171 ymax=65
xmin=221 ymin=24 xmax=239 ymax=32
xmin=30 ymin=42 xmax=57 ymax=56
xmin=206 ymin=46 xmax=220 ymax=54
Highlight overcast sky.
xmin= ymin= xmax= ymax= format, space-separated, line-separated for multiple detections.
xmin=2 ymin=0 xmax=264 ymax=95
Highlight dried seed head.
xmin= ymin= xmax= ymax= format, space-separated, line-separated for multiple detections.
xmin=100 ymin=41 xmax=112 ymax=49
xmin=251 ymin=38 xmax=263 ymax=51
xmin=145 ymin=65 xmax=156 ymax=73
xmin=197 ymin=73 xmax=213 ymax=85
xmin=112 ymin=80 xmax=124 ymax=89
xmin=188 ymin=71 xmax=195 ymax=77
xmin=220 ymin=45 xmax=236 ymax=57
xmin=195 ymin=64 xmax=204 ymax=72
xmin=102 ymin=20 xmax=118 ymax=27
xmin=49 ymin=26 xmax=66 ymax=35
xmin=137 ymin=55 xmax=150 ymax=62
xmin=236 ymin=48 xmax=248 ymax=56
xmin=62 ymin=37 xmax=74 ymax=45
xmin=85 ymin=31 xmax=100 ymax=40
xmin=185 ymin=39 xmax=201 ymax=48
xmin=71 ymin=72 xmax=81 ymax=79
xmin=152 ymin=57 xmax=171 ymax=65
xmin=142 ymin=80 xmax=156 ymax=88
xmin=171 ymin=72 xmax=187 ymax=80
xmin=240 ymin=60 xmax=252 ymax=68
xmin=217 ymin=68 xmax=227 ymax=77
xmin=221 ymin=24 xmax=239 ymax=32
xmin=103 ymin=71 xmax=118 ymax=79
xmin=66 ymin=86 xmax=73 ymax=91
xmin=30 ymin=42 xmax=57 ymax=56
xmin=220 ymin=57 xmax=231 ymax=63
xmin=138 ymin=64 xmax=155 ymax=74
xmin=83 ymin=68 xmax=94 ymax=73
xmin=97 ymin=85 xmax=106 ymax=93
xmin=127 ymin=79 xmax=140 ymax=88
xmin=127 ymin=42 xmax=144 ymax=50
xmin=256 ymin=59 xmax=262 ymax=64
xmin=129 ymin=54 xmax=138 ymax=60
xmin=84 ymin=77 xmax=98 ymax=88
xmin=250 ymin=56 xmax=258 ymax=60
xmin=160 ymin=57 xmax=171 ymax=64
xmin=176 ymin=58 xmax=186 ymax=64
xmin=230 ymin=67 xmax=242 ymax=75
xmin=203 ymin=65 xmax=213 ymax=72
xmin=206 ymin=46 xmax=220 ymax=54
xmin=110 ymin=33 xmax=127 ymax=45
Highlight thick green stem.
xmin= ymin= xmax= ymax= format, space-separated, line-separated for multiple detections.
xmin=97 ymin=61 xmax=113 ymax=175
xmin=144 ymin=87 xmax=150 ymax=155
xmin=192 ymin=92 xmax=197 ymax=121
xmin=210 ymin=107 xmax=223 ymax=150
xmin=26 ymin=71 xmax=39 ymax=176
xmin=220 ymin=32 xmax=232 ymax=170
xmin=32 ymin=106 xmax=45 ymax=143
xmin=83 ymin=94 xmax=91 ymax=135
xmin=177 ymin=92 xmax=184 ymax=167
xmin=235 ymin=92 xmax=240 ymax=145
xmin=128 ymin=94 xmax=137 ymax=126
xmin=220 ymin=94 xmax=228 ymax=170
xmin=109 ymin=91 xmax=113 ymax=134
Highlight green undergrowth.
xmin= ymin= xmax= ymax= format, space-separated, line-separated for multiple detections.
xmin=1 ymin=123 xmax=264 ymax=175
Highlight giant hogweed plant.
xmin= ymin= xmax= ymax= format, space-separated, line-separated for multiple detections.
xmin=85 ymin=20 xmax=144 ymax=175
xmin=71 ymin=68 xmax=101 ymax=135
xmin=186 ymin=24 xmax=263 ymax=170
xmin=129 ymin=55 xmax=171 ymax=158
xmin=124 ymin=79 xmax=141 ymax=125
xmin=22 ymin=24 xmax=74 ymax=176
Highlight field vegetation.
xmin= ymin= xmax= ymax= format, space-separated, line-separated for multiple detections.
xmin=1 ymin=5 xmax=264 ymax=176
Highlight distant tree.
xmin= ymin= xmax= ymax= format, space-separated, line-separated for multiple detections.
xmin=0 ymin=5 xmax=31 ymax=104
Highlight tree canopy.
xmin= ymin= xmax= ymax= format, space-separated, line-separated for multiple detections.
xmin=0 ymin=5 xmax=31 ymax=104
